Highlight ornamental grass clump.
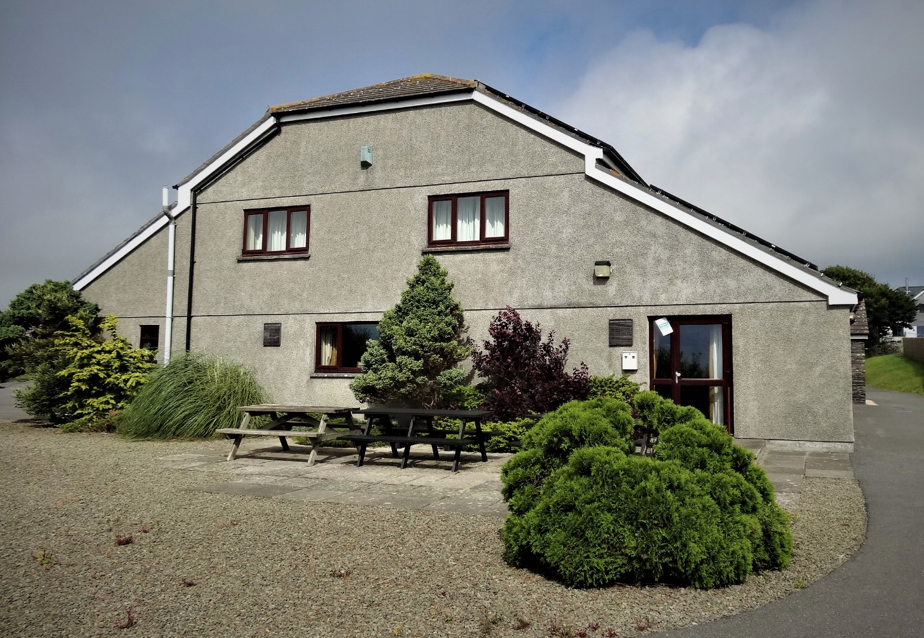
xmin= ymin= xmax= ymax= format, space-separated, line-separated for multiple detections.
xmin=500 ymin=395 xmax=792 ymax=589
xmin=117 ymin=353 xmax=267 ymax=439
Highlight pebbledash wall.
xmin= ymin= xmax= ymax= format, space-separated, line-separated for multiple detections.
xmin=76 ymin=91 xmax=856 ymax=446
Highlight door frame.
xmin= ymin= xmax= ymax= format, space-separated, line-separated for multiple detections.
xmin=648 ymin=315 xmax=734 ymax=434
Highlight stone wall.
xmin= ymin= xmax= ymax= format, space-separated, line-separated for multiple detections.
xmin=852 ymin=340 xmax=866 ymax=403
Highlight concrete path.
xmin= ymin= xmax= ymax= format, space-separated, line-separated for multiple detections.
xmin=664 ymin=388 xmax=924 ymax=638
xmin=164 ymin=427 xmax=856 ymax=520
xmin=162 ymin=443 xmax=512 ymax=517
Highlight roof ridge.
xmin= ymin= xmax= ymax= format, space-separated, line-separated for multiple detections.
xmin=269 ymin=74 xmax=476 ymax=113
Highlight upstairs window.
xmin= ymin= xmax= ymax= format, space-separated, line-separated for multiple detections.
xmin=243 ymin=206 xmax=310 ymax=255
xmin=315 ymin=322 xmax=379 ymax=373
xmin=428 ymin=191 xmax=508 ymax=246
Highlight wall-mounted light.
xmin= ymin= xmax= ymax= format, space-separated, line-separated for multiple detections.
xmin=360 ymin=145 xmax=373 ymax=168
xmin=594 ymin=260 xmax=611 ymax=279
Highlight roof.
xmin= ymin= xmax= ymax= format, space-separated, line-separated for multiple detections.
xmin=177 ymin=74 xmax=645 ymax=188
xmin=897 ymin=285 xmax=924 ymax=300
xmin=73 ymin=74 xmax=858 ymax=307
xmin=270 ymin=74 xmax=476 ymax=113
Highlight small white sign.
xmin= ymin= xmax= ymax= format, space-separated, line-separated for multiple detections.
xmin=655 ymin=317 xmax=673 ymax=336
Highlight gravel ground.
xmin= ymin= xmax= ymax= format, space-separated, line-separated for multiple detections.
xmin=0 ymin=420 xmax=866 ymax=637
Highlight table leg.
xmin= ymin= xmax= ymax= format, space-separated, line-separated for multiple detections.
xmin=227 ymin=434 xmax=244 ymax=461
xmin=307 ymin=413 xmax=328 ymax=466
xmin=399 ymin=416 xmax=416 ymax=469
xmin=357 ymin=415 xmax=374 ymax=467
xmin=474 ymin=418 xmax=488 ymax=462
xmin=426 ymin=416 xmax=440 ymax=460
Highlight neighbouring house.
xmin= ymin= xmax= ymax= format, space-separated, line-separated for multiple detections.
xmin=898 ymin=286 xmax=924 ymax=338
xmin=73 ymin=74 xmax=859 ymax=449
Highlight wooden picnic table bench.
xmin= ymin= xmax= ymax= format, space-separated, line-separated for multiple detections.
xmin=216 ymin=404 xmax=360 ymax=466
xmin=345 ymin=407 xmax=493 ymax=472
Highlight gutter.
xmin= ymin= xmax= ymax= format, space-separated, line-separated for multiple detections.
xmin=161 ymin=187 xmax=176 ymax=364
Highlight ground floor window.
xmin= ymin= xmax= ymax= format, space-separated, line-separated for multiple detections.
xmin=315 ymin=322 xmax=379 ymax=372
xmin=139 ymin=325 xmax=160 ymax=351
xmin=649 ymin=316 xmax=733 ymax=431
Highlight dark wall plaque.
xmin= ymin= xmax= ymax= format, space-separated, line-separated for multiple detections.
xmin=608 ymin=319 xmax=633 ymax=347
xmin=263 ymin=323 xmax=281 ymax=347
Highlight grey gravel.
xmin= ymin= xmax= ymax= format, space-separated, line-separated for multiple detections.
xmin=0 ymin=421 xmax=866 ymax=637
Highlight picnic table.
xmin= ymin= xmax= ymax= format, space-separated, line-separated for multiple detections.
xmin=216 ymin=405 xmax=360 ymax=466
xmin=342 ymin=407 xmax=493 ymax=472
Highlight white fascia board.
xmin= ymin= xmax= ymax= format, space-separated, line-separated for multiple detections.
xmin=74 ymin=117 xmax=277 ymax=290
xmin=471 ymin=91 xmax=598 ymax=159
xmin=77 ymin=87 xmax=856 ymax=307
xmin=586 ymin=167 xmax=858 ymax=306
xmin=469 ymin=91 xmax=856 ymax=307
xmin=73 ymin=212 xmax=173 ymax=290
xmin=175 ymin=117 xmax=277 ymax=210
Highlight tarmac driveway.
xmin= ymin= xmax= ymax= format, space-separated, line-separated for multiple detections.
xmin=665 ymin=387 xmax=924 ymax=638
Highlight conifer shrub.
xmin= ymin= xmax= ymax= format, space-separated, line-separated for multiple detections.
xmin=501 ymin=397 xmax=635 ymax=515
xmin=15 ymin=314 xmax=152 ymax=428
xmin=117 ymin=353 xmax=267 ymax=439
xmin=350 ymin=255 xmax=471 ymax=408
xmin=500 ymin=397 xmax=793 ymax=589
xmin=588 ymin=373 xmax=641 ymax=404
xmin=633 ymin=390 xmax=703 ymax=437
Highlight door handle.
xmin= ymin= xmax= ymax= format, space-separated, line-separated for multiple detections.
xmin=675 ymin=371 xmax=681 ymax=381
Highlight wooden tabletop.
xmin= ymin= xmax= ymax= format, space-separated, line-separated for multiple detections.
xmin=355 ymin=407 xmax=491 ymax=418
xmin=236 ymin=405 xmax=360 ymax=414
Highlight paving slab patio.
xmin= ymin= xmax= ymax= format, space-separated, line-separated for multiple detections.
xmin=164 ymin=435 xmax=856 ymax=517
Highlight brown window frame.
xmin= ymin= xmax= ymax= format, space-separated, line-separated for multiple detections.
xmin=648 ymin=315 xmax=733 ymax=433
xmin=427 ymin=191 xmax=509 ymax=247
xmin=242 ymin=206 xmax=310 ymax=256
xmin=139 ymin=325 xmax=160 ymax=351
xmin=314 ymin=322 xmax=379 ymax=373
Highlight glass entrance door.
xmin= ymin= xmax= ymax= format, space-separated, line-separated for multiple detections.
xmin=650 ymin=316 xmax=733 ymax=432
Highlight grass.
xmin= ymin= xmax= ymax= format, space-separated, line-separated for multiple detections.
xmin=116 ymin=353 xmax=268 ymax=439
xmin=866 ymin=354 xmax=924 ymax=397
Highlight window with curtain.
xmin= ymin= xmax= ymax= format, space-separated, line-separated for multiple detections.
xmin=315 ymin=322 xmax=379 ymax=372
xmin=427 ymin=191 xmax=508 ymax=246
xmin=242 ymin=206 xmax=310 ymax=255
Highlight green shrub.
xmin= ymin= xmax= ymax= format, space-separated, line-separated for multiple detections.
xmin=350 ymin=255 xmax=471 ymax=408
xmin=481 ymin=417 xmax=535 ymax=452
xmin=55 ymin=315 xmax=154 ymax=427
xmin=633 ymin=390 xmax=704 ymax=436
xmin=501 ymin=398 xmax=635 ymax=514
xmin=656 ymin=418 xmax=792 ymax=570
xmin=15 ymin=314 xmax=151 ymax=426
xmin=503 ymin=445 xmax=790 ymax=589
xmin=589 ymin=374 xmax=641 ymax=404
xmin=500 ymin=397 xmax=792 ymax=589
xmin=440 ymin=383 xmax=485 ymax=410
xmin=13 ymin=349 xmax=72 ymax=422
xmin=117 ymin=353 xmax=267 ymax=439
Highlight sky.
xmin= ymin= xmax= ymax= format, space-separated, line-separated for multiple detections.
xmin=1 ymin=0 xmax=921 ymax=307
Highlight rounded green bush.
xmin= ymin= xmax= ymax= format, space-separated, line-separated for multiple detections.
xmin=504 ymin=449 xmax=758 ymax=588
xmin=500 ymin=397 xmax=793 ymax=588
xmin=501 ymin=398 xmax=635 ymax=513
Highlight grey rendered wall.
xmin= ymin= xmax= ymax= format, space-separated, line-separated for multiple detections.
xmin=80 ymin=211 xmax=192 ymax=361
xmin=83 ymin=99 xmax=854 ymax=442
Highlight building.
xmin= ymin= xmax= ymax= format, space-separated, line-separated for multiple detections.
xmin=73 ymin=75 xmax=859 ymax=449
xmin=898 ymin=286 xmax=924 ymax=337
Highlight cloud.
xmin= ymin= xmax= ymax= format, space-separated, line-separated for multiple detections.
xmin=556 ymin=0 xmax=924 ymax=286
